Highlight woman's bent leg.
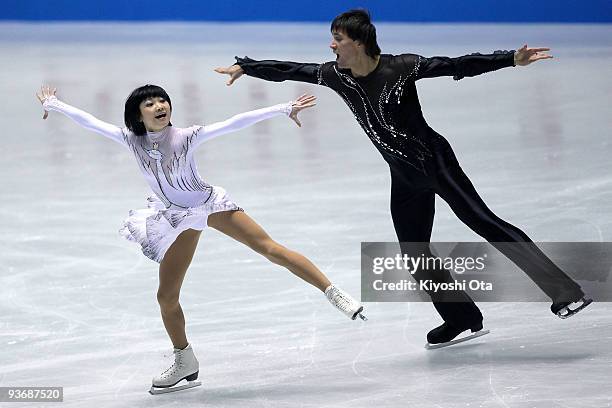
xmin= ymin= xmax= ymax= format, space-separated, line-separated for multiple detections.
xmin=158 ymin=228 xmax=202 ymax=349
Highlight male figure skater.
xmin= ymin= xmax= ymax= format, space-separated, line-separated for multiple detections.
xmin=215 ymin=9 xmax=591 ymax=347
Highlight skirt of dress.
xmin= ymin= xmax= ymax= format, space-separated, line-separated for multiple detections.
xmin=119 ymin=186 xmax=243 ymax=263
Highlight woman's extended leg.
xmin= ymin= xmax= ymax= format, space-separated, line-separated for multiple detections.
xmin=207 ymin=210 xmax=331 ymax=291
xmin=158 ymin=228 xmax=202 ymax=349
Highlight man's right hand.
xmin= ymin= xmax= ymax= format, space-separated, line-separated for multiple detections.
xmin=214 ymin=64 xmax=244 ymax=86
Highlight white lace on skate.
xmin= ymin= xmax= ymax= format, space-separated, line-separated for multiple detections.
xmin=325 ymin=284 xmax=367 ymax=321
xmin=151 ymin=344 xmax=200 ymax=393
xmin=157 ymin=351 xmax=185 ymax=381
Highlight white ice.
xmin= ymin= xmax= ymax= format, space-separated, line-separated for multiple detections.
xmin=1 ymin=23 xmax=611 ymax=407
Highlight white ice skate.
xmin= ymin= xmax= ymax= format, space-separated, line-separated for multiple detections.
xmin=325 ymin=284 xmax=367 ymax=321
xmin=149 ymin=344 xmax=202 ymax=395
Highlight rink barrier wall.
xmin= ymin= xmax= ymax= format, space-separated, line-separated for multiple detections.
xmin=3 ymin=0 xmax=612 ymax=23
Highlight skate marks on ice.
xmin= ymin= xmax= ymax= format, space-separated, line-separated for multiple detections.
xmin=2 ymin=22 xmax=612 ymax=408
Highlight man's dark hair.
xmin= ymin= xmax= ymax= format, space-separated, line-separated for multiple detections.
xmin=124 ymin=84 xmax=172 ymax=136
xmin=331 ymin=9 xmax=381 ymax=58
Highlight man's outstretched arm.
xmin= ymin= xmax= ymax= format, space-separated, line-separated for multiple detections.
xmin=215 ymin=57 xmax=322 ymax=86
xmin=416 ymin=44 xmax=552 ymax=81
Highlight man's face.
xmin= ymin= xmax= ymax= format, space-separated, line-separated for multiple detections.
xmin=330 ymin=30 xmax=362 ymax=69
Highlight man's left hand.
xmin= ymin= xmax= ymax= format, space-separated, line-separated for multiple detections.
xmin=514 ymin=44 xmax=553 ymax=66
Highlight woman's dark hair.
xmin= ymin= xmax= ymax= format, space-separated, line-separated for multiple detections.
xmin=331 ymin=9 xmax=381 ymax=58
xmin=124 ymin=84 xmax=172 ymax=136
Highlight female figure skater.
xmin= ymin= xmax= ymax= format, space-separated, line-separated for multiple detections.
xmin=36 ymin=84 xmax=365 ymax=393
xmin=215 ymin=9 xmax=591 ymax=348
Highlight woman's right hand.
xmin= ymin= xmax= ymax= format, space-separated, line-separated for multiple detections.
xmin=36 ymin=85 xmax=57 ymax=119
xmin=288 ymin=94 xmax=317 ymax=128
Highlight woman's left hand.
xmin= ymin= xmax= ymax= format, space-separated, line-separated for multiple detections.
xmin=289 ymin=94 xmax=317 ymax=127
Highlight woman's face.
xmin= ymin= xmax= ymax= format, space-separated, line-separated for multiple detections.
xmin=139 ymin=96 xmax=171 ymax=132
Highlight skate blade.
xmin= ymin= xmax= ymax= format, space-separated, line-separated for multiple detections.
xmin=352 ymin=306 xmax=368 ymax=321
xmin=149 ymin=380 xmax=202 ymax=395
xmin=557 ymin=298 xmax=593 ymax=319
xmin=425 ymin=329 xmax=490 ymax=350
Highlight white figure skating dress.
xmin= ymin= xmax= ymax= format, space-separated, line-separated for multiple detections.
xmin=43 ymin=96 xmax=293 ymax=262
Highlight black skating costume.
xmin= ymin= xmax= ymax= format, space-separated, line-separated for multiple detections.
xmin=235 ymin=51 xmax=584 ymax=329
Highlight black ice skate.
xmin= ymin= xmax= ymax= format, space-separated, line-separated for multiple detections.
xmin=551 ymin=297 xmax=593 ymax=319
xmin=425 ymin=322 xmax=489 ymax=350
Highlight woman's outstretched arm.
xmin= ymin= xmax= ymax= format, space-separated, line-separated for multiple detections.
xmin=192 ymin=94 xmax=316 ymax=149
xmin=36 ymin=85 xmax=127 ymax=146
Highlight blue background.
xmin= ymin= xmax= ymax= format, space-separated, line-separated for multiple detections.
xmin=3 ymin=0 xmax=612 ymax=22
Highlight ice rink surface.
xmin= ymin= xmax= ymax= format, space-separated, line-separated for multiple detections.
xmin=1 ymin=23 xmax=611 ymax=407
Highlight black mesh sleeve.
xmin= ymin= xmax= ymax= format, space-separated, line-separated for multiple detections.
xmin=414 ymin=50 xmax=515 ymax=81
xmin=235 ymin=56 xmax=322 ymax=85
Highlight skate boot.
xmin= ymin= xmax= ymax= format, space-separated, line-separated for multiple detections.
xmin=425 ymin=321 xmax=489 ymax=350
xmin=149 ymin=343 xmax=201 ymax=395
xmin=551 ymin=296 xmax=593 ymax=319
xmin=325 ymin=284 xmax=367 ymax=321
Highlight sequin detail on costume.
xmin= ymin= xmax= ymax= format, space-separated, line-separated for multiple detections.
xmin=330 ymin=65 xmax=431 ymax=172
xmin=317 ymin=64 xmax=326 ymax=86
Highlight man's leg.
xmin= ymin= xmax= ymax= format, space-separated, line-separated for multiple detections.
xmin=390 ymin=174 xmax=483 ymax=329
xmin=434 ymin=148 xmax=583 ymax=303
